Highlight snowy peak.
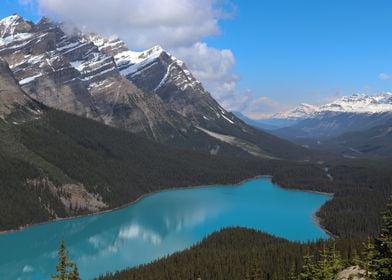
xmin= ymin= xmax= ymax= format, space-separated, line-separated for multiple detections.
xmin=274 ymin=93 xmax=392 ymax=120
xmin=320 ymin=93 xmax=392 ymax=113
xmin=84 ymin=33 xmax=203 ymax=94
xmin=0 ymin=14 xmax=32 ymax=38
xmin=85 ymin=34 xmax=128 ymax=56
xmin=114 ymin=45 xmax=165 ymax=73
xmin=85 ymin=34 xmax=237 ymax=126
xmin=138 ymin=45 xmax=164 ymax=59
xmin=274 ymin=103 xmax=318 ymax=119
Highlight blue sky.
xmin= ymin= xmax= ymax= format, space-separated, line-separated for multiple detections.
xmin=207 ymin=0 xmax=392 ymax=104
xmin=2 ymin=0 xmax=392 ymax=117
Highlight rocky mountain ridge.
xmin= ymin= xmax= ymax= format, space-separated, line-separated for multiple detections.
xmin=0 ymin=14 xmax=309 ymax=159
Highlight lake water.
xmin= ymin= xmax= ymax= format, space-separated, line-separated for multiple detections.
xmin=0 ymin=177 xmax=331 ymax=279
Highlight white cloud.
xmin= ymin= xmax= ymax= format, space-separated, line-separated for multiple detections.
xmin=217 ymin=90 xmax=292 ymax=119
xmin=35 ymin=0 xmax=223 ymax=49
xmin=172 ymin=43 xmax=291 ymax=118
xmin=379 ymin=72 xmax=391 ymax=81
xmin=172 ymin=42 xmax=238 ymax=96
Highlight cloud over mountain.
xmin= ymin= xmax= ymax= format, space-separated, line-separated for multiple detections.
xmin=37 ymin=0 xmax=222 ymax=49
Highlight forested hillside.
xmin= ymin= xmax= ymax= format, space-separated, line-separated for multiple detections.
xmin=1 ymin=108 xmax=392 ymax=239
xmin=0 ymin=108 xmax=269 ymax=231
xmin=98 ymin=227 xmax=363 ymax=280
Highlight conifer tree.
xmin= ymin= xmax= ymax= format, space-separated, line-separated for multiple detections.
xmin=298 ymin=242 xmax=343 ymax=280
xmin=52 ymin=240 xmax=78 ymax=280
xmin=373 ymin=196 xmax=392 ymax=280
xmin=350 ymin=248 xmax=361 ymax=266
xmin=361 ymin=237 xmax=376 ymax=280
xmin=329 ymin=242 xmax=344 ymax=277
xmin=317 ymin=244 xmax=335 ymax=280
xmin=299 ymin=251 xmax=318 ymax=280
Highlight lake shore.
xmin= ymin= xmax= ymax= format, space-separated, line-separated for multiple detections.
xmin=0 ymin=174 xmax=333 ymax=237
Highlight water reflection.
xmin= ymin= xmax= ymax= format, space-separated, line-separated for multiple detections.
xmin=0 ymin=178 xmax=330 ymax=279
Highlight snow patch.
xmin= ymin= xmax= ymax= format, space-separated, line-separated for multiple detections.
xmin=221 ymin=114 xmax=234 ymax=124
xmin=197 ymin=127 xmax=272 ymax=158
xmin=19 ymin=73 xmax=42 ymax=85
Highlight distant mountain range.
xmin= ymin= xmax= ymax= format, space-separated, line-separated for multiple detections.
xmin=0 ymin=14 xmax=309 ymax=160
xmin=274 ymin=93 xmax=392 ymax=119
xmin=236 ymin=93 xmax=392 ymax=157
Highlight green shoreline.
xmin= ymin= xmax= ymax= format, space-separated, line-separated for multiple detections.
xmin=0 ymin=174 xmax=333 ymax=238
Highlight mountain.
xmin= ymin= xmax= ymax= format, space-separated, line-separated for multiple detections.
xmin=265 ymin=93 xmax=392 ymax=142
xmin=0 ymin=14 xmax=309 ymax=160
xmin=274 ymin=93 xmax=392 ymax=120
xmin=0 ymin=56 xmax=278 ymax=231
xmin=273 ymin=103 xmax=319 ymax=120
xmin=236 ymin=93 xmax=392 ymax=134
xmin=0 ymin=57 xmax=41 ymax=121
xmin=274 ymin=111 xmax=392 ymax=140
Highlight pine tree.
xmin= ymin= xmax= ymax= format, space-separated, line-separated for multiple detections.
xmin=299 ymin=251 xmax=318 ymax=280
xmin=298 ymin=243 xmax=343 ymax=280
xmin=317 ymin=244 xmax=335 ymax=280
xmin=51 ymin=240 xmax=77 ymax=280
xmin=329 ymin=242 xmax=344 ymax=277
xmin=373 ymin=196 xmax=392 ymax=280
xmin=350 ymin=248 xmax=361 ymax=266
xmin=361 ymin=237 xmax=376 ymax=280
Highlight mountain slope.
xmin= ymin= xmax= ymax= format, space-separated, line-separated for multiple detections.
xmin=273 ymin=111 xmax=392 ymax=140
xmin=0 ymin=55 xmax=270 ymax=230
xmin=0 ymin=57 xmax=41 ymax=121
xmin=0 ymin=15 xmax=190 ymax=142
xmin=1 ymin=109 xmax=275 ymax=231
xmin=308 ymin=124 xmax=392 ymax=157
xmin=0 ymin=14 xmax=311 ymax=160
xmin=88 ymin=34 xmax=314 ymax=159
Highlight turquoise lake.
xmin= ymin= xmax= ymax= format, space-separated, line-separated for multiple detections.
xmin=0 ymin=177 xmax=331 ymax=279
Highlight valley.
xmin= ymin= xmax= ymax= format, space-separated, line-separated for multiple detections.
xmin=0 ymin=8 xmax=391 ymax=280
xmin=239 ymin=93 xmax=392 ymax=158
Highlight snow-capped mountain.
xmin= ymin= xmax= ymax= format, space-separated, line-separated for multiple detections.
xmin=274 ymin=103 xmax=319 ymax=120
xmin=269 ymin=93 xmax=392 ymax=142
xmin=274 ymin=93 xmax=392 ymax=120
xmin=0 ymin=14 xmax=308 ymax=159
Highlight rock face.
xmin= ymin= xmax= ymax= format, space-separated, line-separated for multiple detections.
xmin=0 ymin=57 xmax=41 ymax=121
xmin=0 ymin=14 xmax=308 ymax=159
